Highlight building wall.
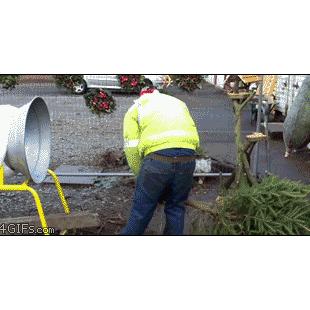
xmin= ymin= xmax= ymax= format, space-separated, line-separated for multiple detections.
xmin=18 ymin=75 xmax=54 ymax=83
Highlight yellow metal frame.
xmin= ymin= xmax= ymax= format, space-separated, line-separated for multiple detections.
xmin=0 ymin=165 xmax=70 ymax=235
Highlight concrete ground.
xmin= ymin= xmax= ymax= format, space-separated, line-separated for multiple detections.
xmin=1 ymin=81 xmax=309 ymax=183
xmin=1 ymin=81 xmax=310 ymax=234
xmin=167 ymin=83 xmax=310 ymax=184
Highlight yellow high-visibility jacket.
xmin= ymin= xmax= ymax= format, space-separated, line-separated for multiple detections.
xmin=123 ymin=90 xmax=200 ymax=175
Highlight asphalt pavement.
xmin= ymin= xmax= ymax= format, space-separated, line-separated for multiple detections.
xmin=165 ymin=83 xmax=310 ymax=184
xmin=1 ymin=82 xmax=310 ymax=184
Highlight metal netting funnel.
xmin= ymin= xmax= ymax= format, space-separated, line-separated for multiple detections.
xmin=283 ymin=76 xmax=310 ymax=151
xmin=5 ymin=97 xmax=51 ymax=183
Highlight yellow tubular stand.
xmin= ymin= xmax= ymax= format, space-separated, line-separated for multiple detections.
xmin=47 ymin=169 xmax=70 ymax=215
xmin=0 ymin=165 xmax=70 ymax=235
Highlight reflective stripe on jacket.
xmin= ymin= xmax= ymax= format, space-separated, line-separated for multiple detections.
xmin=123 ymin=90 xmax=200 ymax=175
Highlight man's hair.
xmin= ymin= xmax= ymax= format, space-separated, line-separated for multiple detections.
xmin=143 ymin=79 xmax=154 ymax=88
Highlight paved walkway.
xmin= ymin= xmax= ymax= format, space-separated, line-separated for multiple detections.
xmin=2 ymin=82 xmax=310 ymax=184
xmin=168 ymin=83 xmax=310 ymax=184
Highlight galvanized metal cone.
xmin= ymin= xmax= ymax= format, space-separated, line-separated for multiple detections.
xmin=2 ymin=97 xmax=51 ymax=183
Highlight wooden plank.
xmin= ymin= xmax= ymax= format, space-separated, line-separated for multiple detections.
xmin=239 ymin=75 xmax=262 ymax=84
xmin=246 ymin=132 xmax=267 ymax=142
xmin=0 ymin=211 xmax=101 ymax=234
xmin=227 ymin=92 xmax=252 ymax=100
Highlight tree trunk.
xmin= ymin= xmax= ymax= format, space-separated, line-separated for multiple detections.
xmin=228 ymin=91 xmax=258 ymax=189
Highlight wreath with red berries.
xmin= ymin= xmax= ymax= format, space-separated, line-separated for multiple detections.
xmin=170 ymin=75 xmax=204 ymax=92
xmin=84 ymin=89 xmax=116 ymax=116
xmin=54 ymin=75 xmax=84 ymax=93
xmin=117 ymin=75 xmax=144 ymax=92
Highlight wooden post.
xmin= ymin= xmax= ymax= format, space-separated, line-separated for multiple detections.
xmin=253 ymin=75 xmax=264 ymax=176
xmin=227 ymin=91 xmax=259 ymax=188
xmin=214 ymin=75 xmax=218 ymax=86
xmin=233 ymin=100 xmax=246 ymax=186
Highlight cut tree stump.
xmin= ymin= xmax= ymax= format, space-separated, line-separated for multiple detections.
xmin=0 ymin=211 xmax=100 ymax=235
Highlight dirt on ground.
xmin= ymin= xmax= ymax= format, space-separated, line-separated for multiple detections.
xmin=0 ymin=149 xmax=223 ymax=235
xmin=0 ymin=84 xmax=232 ymax=235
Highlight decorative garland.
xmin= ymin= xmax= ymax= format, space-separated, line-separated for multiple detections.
xmin=54 ymin=75 xmax=84 ymax=92
xmin=117 ymin=75 xmax=144 ymax=92
xmin=84 ymin=88 xmax=116 ymax=116
xmin=0 ymin=75 xmax=19 ymax=89
xmin=170 ymin=75 xmax=204 ymax=92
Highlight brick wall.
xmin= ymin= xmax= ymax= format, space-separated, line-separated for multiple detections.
xmin=18 ymin=75 xmax=54 ymax=83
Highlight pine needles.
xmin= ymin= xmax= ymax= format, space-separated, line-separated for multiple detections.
xmin=0 ymin=75 xmax=19 ymax=90
xmin=192 ymin=176 xmax=310 ymax=235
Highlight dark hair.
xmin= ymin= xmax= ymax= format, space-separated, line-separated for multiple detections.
xmin=143 ymin=78 xmax=154 ymax=88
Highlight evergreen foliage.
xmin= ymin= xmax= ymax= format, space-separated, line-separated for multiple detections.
xmin=0 ymin=75 xmax=19 ymax=89
xmin=192 ymin=176 xmax=310 ymax=235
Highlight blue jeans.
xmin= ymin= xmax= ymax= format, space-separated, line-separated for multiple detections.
xmin=121 ymin=157 xmax=196 ymax=235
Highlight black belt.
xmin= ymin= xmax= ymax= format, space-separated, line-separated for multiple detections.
xmin=147 ymin=153 xmax=196 ymax=163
